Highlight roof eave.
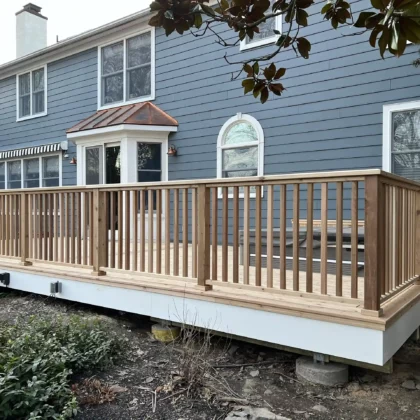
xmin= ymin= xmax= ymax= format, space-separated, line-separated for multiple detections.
xmin=0 ymin=7 xmax=151 ymax=80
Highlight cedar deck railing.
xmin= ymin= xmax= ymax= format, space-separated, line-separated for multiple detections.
xmin=0 ymin=169 xmax=419 ymax=315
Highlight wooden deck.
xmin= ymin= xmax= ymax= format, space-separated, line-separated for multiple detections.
xmin=0 ymin=168 xmax=419 ymax=323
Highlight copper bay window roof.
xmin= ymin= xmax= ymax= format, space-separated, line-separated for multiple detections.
xmin=67 ymin=102 xmax=178 ymax=134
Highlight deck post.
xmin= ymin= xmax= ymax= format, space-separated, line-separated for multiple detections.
xmin=20 ymin=193 xmax=31 ymax=266
xmin=91 ymin=189 xmax=106 ymax=276
xmin=363 ymin=175 xmax=385 ymax=315
xmin=197 ymin=184 xmax=212 ymax=291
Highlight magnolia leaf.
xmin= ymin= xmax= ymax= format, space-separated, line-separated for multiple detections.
xmin=297 ymin=37 xmax=311 ymax=58
xmin=371 ymin=0 xmax=385 ymax=10
xmin=194 ymin=13 xmax=203 ymax=28
xmin=253 ymin=61 xmax=260 ymax=74
xmin=221 ymin=0 xmax=229 ymax=10
xmin=354 ymin=11 xmax=376 ymax=28
xmin=260 ymin=87 xmax=269 ymax=104
xmin=369 ymin=25 xmax=384 ymax=47
xmin=201 ymin=3 xmax=216 ymax=15
xmin=242 ymin=78 xmax=255 ymax=94
xmin=263 ymin=63 xmax=276 ymax=80
xmin=296 ymin=9 xmax=308 ymax=26
xmin=243 ymin=63 xmax=253 ymax=76
xmin=150 ymin=1 xmax=162 ymax=11
xmin=253 ymin=82 xmax=265 ymax=98
xmin=269 ymin=83 xmax=285 ymax=95
xmin=378 ymin=27 xmax=390 ymax=57
xmin=321 ymin=2 xmax=333 ymax=14
xmin=274 ymin=67 xmax=286 ymax=79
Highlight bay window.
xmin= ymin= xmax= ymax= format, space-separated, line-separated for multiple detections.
xmin=100 ymin=30 xmax=154 ymax=107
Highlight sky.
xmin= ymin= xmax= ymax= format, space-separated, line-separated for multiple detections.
xmin=0 ymin=0 xmax=151 ymax=64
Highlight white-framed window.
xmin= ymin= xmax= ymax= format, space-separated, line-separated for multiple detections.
xmin=98 ymin=28 xmax=155 ymax=109
xmin=1 ymin=155 xmax=61 ymax=189
xmin=383 ymin=101 xmax=420 ymax=182
xmin=16 ymin=65 xmax=47 ymax=121
xmin=240 ymin=2 xmax=281 ymax=50
xmin=217 ymin=113 xmax=264 ymax=196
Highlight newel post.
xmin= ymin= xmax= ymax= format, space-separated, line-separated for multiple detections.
xmin=20 ymin=193 xmax=31 ymax=266
xmin=197 ymin=184 xmax=212 ymax=291
xmin=92 ymin=189 xmax=107 ymax=276
xmin=363 ymin=175 xmax=385 ymax=315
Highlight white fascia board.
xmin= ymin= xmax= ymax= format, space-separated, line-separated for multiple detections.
xmin=67 ymin=124 xmax=178 ymax=140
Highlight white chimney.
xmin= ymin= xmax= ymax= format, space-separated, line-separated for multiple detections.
xmin=16 ymin=3 xmax=47 ymax=58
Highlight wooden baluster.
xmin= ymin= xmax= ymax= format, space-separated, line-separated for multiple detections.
xmin=156 ymin=189 xmax=162 ymax=274
xmin=27 ymin=195 xmax=32 ymax=259
xmin=140 ymin=190 xmax=146 ymax=272
xmin=60 ymin=193 xmax=64 ymax=262
xmin=351 ymin=181 xmax=358 ymax=298
xmin=70 ymin=193 xmax=75 ymax=263
xmin=125 ymin=190 xmax=131 ymax=271
xmin=336 ymin=182 xmax=343 ymax=297
xmin=42 ymin=194 xmax=48 ymax=260
xmin=306 ymin=184 xmax=314 ymax=293
xmin=173 ymin=189 xmax=179 ymax=276
xmin=54 ymin=193 xmax=58 ymax=262
xmin=233 ymin=186 xmax=239 ymax=284
xmin=191 ymin=188 xmax=197 ymax=278
xmin=83 ymin=192 xmax=88 ymax=265
xmin=89 ymin=192 xmax=94 ymax=266
xmin=395 ymin=187 xmax=401 ymax=287
xmin=92 ymin=189 xmax=106 ymax=276
xmin=293 ymin=184 xmax=300 ymax=291
xmin=132 ymin=190 xmax=138 ymax=271
xmin=222 ymin=187 xmax=228 ymax=282
xmin=197 ymin=184 xmax=211 ymax=290
xmin=165 ymin=189 xmax=170 ymax=275
xmin=364 ymin=175 xmax=385 ymax=313
xmin=117 ymin=190 xmax=123 ymax=269
xmin=266 ymin=185 xmax=274 ymax=288
xmin=20 ymin=193 xmax=29 ymax=266
xmin=76 ymin=192 xmax=81 ymax=264
xmin=404 ymin=189 xmax=409 ymax=282
xmin=182 ymin=188 xmax=188 ymax=277
xmin=390 ymin=186 xmax=395 ymax=290
xmin=110 ymin=191 xmax=116 ymax=268
xmin=280 ymin=185 xmax=286 ymax=289
xmin=148 ymin=190 xmax=154 ymax=273
xmin=211 ymin=188 xmax=218 ymax=280
xmin=255 ymin=185 xmax=262 ymax=287
xmin=65 ymin=193 xmax=70 ymax=263
xmin=48 ymin=194 xmax=54 ymax=261
xmin=10 ymin=195 xmax=15 ymax=257
xmin=13 ymin=195 xmax=18 ymax=257
xmin=243 ymin=186 xmax=250 ymax=285
xmin=321 ymin=183 xmax=328 ymax=295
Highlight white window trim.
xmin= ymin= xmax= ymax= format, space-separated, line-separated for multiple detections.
xmin=383 ymin=100 xmax=420 ymax=172
xmin=240 ymin=14 xmax=282 ymax=51
xmin=217 ymin=113 xmax=264 ymax=198
xmin=2 ymin=153 xmax=62 ymax=189
xmin=16 ymin=64 xmax=48 ymax=122
xmin=97 ymin=27 xmax=155 ymax=111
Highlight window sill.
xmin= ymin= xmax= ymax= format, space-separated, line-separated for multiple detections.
xmin=98 ymin=95 xmax=155 ymax=111
xmin=240 ymin=36 xmax=278 ymax=51
xmin=16 ymin=111 xmax=47 ymax=123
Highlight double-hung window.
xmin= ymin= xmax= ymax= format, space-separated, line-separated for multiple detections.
xmin=17 ymin=66 xmax=47 ymax=120
xmin=100 ymin=30 xmax=154 ymax=107
xmin=240 ymin=1 xmax=281 ymax=50
xmin=384 ymin=101 xmax=420 ymax=182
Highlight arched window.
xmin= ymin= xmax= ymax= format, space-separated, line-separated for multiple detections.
xmin=217 ymin=113 xmax=264 ymax=182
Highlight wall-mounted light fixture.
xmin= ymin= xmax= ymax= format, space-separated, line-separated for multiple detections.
xmin=69 ymin=156 xmax=77 ymax=165
xmin=167 ymin=145 xmax=178 ymax=157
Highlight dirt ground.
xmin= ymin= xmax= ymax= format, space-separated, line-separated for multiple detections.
xmin=1 ymin=290 xmax=420 ymax=420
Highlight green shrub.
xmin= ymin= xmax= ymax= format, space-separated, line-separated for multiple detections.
xmin=0 ymin=315 xmax=121 ymax=419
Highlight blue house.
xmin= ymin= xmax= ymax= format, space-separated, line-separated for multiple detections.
xmin=0 ymin=2 xmax=419 ymax=373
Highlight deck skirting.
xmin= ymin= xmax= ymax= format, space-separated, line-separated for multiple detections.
xmin=1 ymin=264 xmax=419 ymax=366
